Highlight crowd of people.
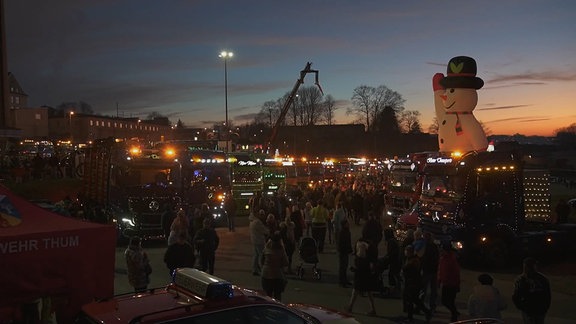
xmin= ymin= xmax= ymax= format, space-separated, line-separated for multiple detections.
xmin=124 ymin=202 xmax=221 ymax=297
xmin=243 ymin=174 xmax=552 ymax=323
xmin=1 ymin=149 xmax=84 ymax=182
xmin=122 ymin=172 xmax=554 ymax=324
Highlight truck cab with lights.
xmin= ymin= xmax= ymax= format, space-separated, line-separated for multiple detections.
xmin=385 ymin=153 xmax=429 ymax=221
xmin=93 ymin=139 xmax=184 ymax=240
xmin=76 ymin=268 xmax=359 ymax=324
xmin=84 ymin=139 xmax=232 ymax=241
xmin=418 ymin=147 xmax=576 ymax=266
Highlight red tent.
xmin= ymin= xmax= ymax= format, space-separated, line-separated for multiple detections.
xmin=0 ymin=184 xmax=116 ymax=322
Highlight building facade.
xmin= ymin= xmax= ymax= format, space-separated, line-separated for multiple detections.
xmin=48 ymin=114 xmax=174 ymax=144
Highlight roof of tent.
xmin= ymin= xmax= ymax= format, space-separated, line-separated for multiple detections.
xmin=0 ymin=184 xmax=116 ymax=321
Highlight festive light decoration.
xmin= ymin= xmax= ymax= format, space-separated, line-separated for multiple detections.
xmin=523 ymin=171 xmax=551 ymax=222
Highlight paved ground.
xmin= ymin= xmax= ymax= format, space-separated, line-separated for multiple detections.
xmin=114 ymin=216 xmax=576 ymax=324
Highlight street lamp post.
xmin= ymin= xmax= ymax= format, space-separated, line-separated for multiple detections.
xmin=219 ymin=50 xmax=233 ymax=151
xmin=69 ymin=111 xmax=74 ymax=142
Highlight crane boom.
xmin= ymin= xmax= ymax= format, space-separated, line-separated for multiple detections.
xmin=266 ymin=62 xmax=323 ymax=154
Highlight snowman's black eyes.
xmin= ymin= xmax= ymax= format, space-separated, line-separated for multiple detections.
xmin=449 ymin=89 xmax=455 ymax=93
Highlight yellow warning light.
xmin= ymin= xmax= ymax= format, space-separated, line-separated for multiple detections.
xmin=129 ymin=146 xmax=142 ymax=156
xmin=164 ymin=147 xmax=176 ymax=157
xmin=451 ymin=151 xmax=463 ymax=158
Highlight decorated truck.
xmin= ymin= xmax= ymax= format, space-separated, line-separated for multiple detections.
xmin=83 ymin=138 xmax=229 ymax=241
xmin=417 ymin=146 xmax=576 ymax=266
xmin=385 ymin=153 xmax=430 ymax=221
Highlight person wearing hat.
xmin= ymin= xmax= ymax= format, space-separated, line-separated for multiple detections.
xmin=468 ymin=273 xmax=507 ymax=319
xmin=433 ymin=56 xmax=488 ymax=153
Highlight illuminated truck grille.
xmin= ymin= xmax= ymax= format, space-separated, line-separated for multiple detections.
xmin=419 ymin=214 xmax=456 ymax=241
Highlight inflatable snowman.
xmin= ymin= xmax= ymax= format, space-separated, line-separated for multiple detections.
xmin=433 ymin=56 xmax=488 ymax=153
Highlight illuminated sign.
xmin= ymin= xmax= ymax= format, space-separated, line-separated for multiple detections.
xmin=426 ymin=157 xmax=453 ymax=164
xmin=238 ymin=161 xmax=258 ymax=166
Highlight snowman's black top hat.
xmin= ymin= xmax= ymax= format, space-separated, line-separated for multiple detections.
xmin=439 ymin=56 xmax=484 ymax=89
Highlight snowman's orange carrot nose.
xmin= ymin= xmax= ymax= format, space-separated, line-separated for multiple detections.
xmin=440 ymin=94 xmax=447 ymax=100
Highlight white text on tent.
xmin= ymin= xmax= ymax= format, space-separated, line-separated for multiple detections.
xmin=1 ymin=236 xmax=80 ymax=254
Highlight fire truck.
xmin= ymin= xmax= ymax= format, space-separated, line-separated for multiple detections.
xmin=417 ymin=146 xmax=576 ymax=266
xmin=77 ymin=268 xmax=359 ymax=323
xmin=83 ymin=138 xmax=229 ymax=241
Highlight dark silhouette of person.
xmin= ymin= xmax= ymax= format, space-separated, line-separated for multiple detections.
xmin=555 ymin=199 xmax=570 ymax=224
xmin=193 ymin=218 xmax=220 ymax=274
xmin=164 ymin=232 xmax=196 ymax=277
xmin=512 ymin=257 xmax=551 ymax=324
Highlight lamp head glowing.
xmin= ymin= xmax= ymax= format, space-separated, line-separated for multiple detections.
xmin=219 ymin=51 xmax=233 ymax=58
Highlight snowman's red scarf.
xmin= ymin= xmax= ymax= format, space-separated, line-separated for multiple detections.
xmin=445 ymin=111 xmax=472 ymax=135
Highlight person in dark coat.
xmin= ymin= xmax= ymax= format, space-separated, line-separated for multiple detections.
xmin=420 ymin=231 xmax=440 ymax=312
xmin=346 ymin=237 xmax=377 ymax=317
xmin=361 ymin=211 xmax=383 ymax=258
xmin=384 ymin=228 xmax=401 ymax=295
xmin=289 ymin=204 xmax=305 ymax=243
xmin=438 ymin=241 xmax=461 ymax=322
xmin=163 ymin=232 xmax=196 ymax=277
xmin=555 ymin=199 xmax=570 ymax=224
xmin=261 ymin=232 xmax=289 ymax=301
xmin=402 ymin=244 xmax=432 ymax=323
xmin=512 ymin=257 xmax=551 ymax=324
xmin=161 ymin=203 xmax=175 ymax=240
xmin=337 ymin=219 xmax=353 ymax=287
xmin=224 ymin=194 xmax=237 ymax=232
xmin=193 ymin=218 xmax=220 ymax=274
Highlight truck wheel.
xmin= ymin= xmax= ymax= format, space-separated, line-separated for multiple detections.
xmin=485 ymin=239 xmax=510 ymax=268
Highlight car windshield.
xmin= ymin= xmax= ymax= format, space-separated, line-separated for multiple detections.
xmin=388 ymin=170 xmax=418 ymax=193
xmin=422 ymin=174 xmax=465 ymax=199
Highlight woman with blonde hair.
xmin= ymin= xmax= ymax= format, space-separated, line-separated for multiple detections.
xmin=168 ymin=209 xmax=189 ymax=245
xmin=279 ymin=213 xmax=296 ymax=273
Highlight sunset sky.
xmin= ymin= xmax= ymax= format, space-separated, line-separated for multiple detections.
xmin=5 ymin=0 xmax=576 ymax=136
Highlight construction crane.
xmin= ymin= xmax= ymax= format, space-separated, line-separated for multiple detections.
xmin=266 ymin=62 xmax=323 ymax=154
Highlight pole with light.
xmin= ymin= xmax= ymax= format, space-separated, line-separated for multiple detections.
xmin=69 ymin=111 xmax=74 ymax=142
xmin=219 ymin=50 xmax=233 ymax=150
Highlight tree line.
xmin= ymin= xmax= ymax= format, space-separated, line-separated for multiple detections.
xmin=252 ymin=84 xmax=424 ymax=135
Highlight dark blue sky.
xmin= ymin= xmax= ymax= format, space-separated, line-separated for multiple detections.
xmin=5 ymin=0 xmax=576 ymax=135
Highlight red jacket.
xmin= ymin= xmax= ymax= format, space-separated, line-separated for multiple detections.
xmin=438 ymin=250 xmax=460 ymax=288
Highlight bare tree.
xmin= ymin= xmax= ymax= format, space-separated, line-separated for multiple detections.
xmin=322 ymin=95 xmax=337 ymax=125
xmin=428 ymin=117 xmax=439 ymax=134
xmin=555 ymin=123 xmax=576 ymax=134
xmin=256 ymin=86 xmax=327 ymax=127
xmin=349 ymin=85 xmax=405 ymax=131
xmin=260 ymin=100 xmax=280 ymax=126
xmin=348 ymin=85 xmax=372 ymax=129
xmin=299 ymin=86 xmax=324 ymax=125
xmin=399 ymin=110 xmax=422 ymax=133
